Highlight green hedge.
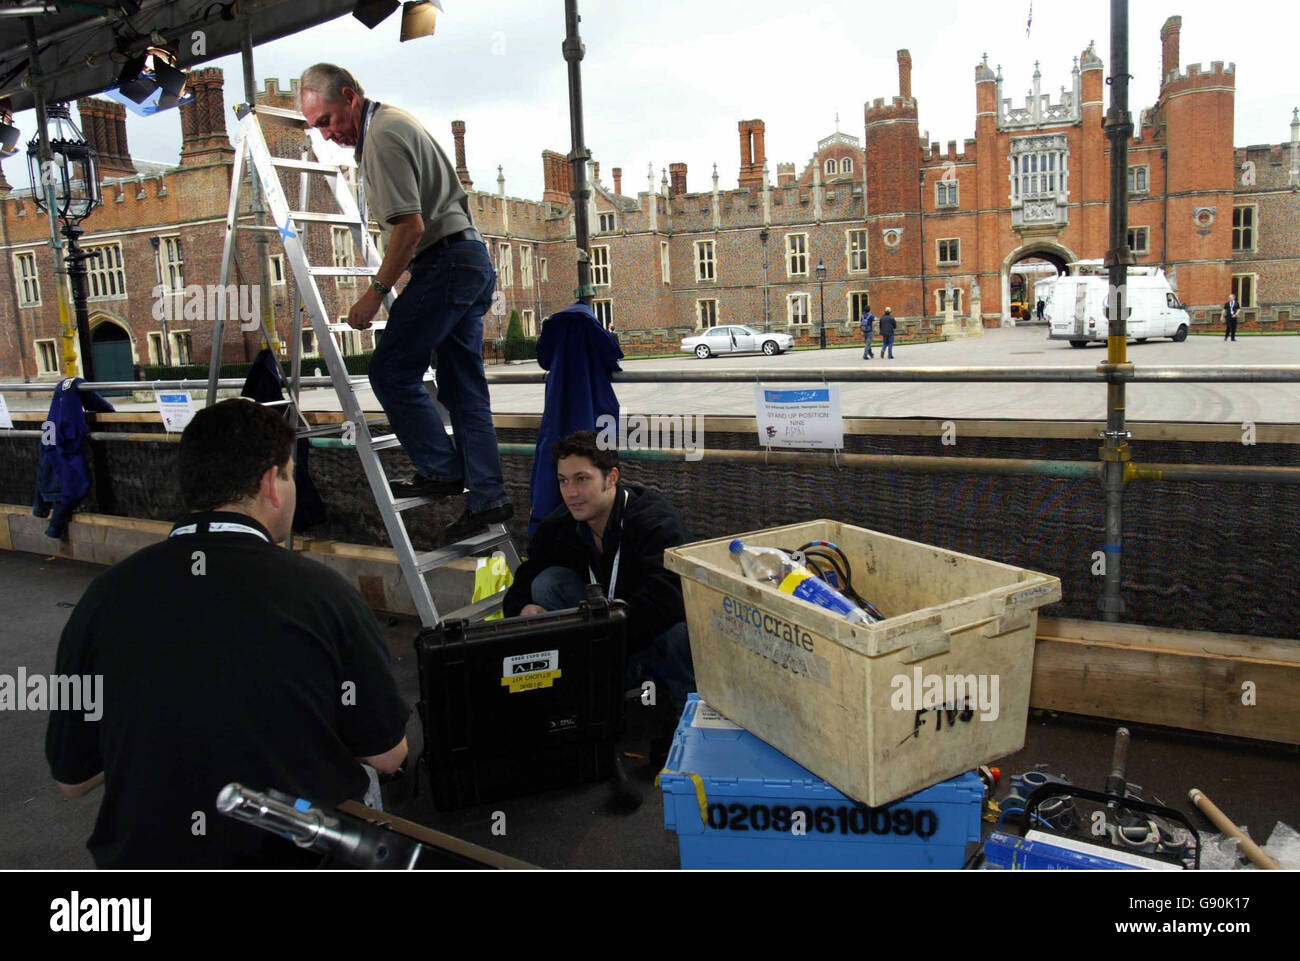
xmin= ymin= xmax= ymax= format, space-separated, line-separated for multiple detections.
xmin=503 ymin=337 xmax=538 ymax=362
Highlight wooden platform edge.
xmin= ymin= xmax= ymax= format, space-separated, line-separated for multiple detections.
xmin=1032 ymin=617 xmax=1300 ymax=746
xmin=0 ymin=505 xmax=478 ymax=620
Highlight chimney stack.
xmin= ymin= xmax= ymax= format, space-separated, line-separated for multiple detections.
xmin=1160 ymin=16 xmax=1182 ymax=84
xmin=898 ymin=49 xmax=913 ymax=99
xmin=777 ymin=162 xmax=796 ymax=187
xmin=451 ymin=120 xmax=473 ymax=189
xmin=669 ymin=162 xmax=687 ymax=197
xmin=542 ymin=149 xmax=573 ymax=205
xmin=76 ymin=98 xmax=134 ymax=178
xmin=612 ymin=166 xmax=622 ymax=195
xmin=738 ymin=119 xmax=765 ymax=189
xmin=179 ymin=67 xmax=233 ymax=166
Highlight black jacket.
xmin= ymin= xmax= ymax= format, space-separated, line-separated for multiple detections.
xmin=880 ymin=311 xmax=897 ymax=336
xmin=503 ymin=481 xmax=688 ymax=652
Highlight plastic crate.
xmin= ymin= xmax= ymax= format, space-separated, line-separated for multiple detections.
xmin=660 ymin=695 xmax=984 ymax=869
xmin=664 ymin=520 xmax=1060 ymax=807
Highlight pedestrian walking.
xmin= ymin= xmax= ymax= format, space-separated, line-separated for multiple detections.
xmin=860 ymin=306 xmax=876 ymax=359
xmin=879 ymin=308 xmax=897 ymax=359
xmin=1223 ymin=293 xmax=1240 ymax=342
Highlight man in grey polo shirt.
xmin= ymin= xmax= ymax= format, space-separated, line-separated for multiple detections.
xmin=299 ymin=63 xmax=511 ymax=541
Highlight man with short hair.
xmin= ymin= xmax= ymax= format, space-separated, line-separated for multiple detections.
xmin=860 ymin=305 xmax=876 ymax=359
xmin=1224 ymin=293 xmax=1241 ymax=342
xmin=879 ymin=307 xmax=897 ymax=359
xmin=298 ymin=63 xmax=511 ymax=540
xmin=46 ymin=399 xmax=410 ymax=868
xmin=503 ymin=431 xmax=694 ymax=720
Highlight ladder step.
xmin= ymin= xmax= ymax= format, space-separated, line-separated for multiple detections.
xmin=271 ymin=157 xmax=348 ymax=174
xmin=310 ymin=266 xmax=378 ymax=277
xmin=255 ymin=105 xmax=309 ymax=128
xmin=371 ymin=434 xmax=402 ymax=451
xmin=290 ymin=211 xmax=363 ymax=225
xmin=393 ymin=495 xmax=440 ymax=512
xmin=440 ymin=593 xmax=506 ymax=624
xmin=414 ymin=528 xmax=513 ymax=574
xmin=296 ymin=423 xmax=350 ymax=439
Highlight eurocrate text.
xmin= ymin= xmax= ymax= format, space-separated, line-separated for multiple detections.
xmin=889 ymin=666 xmax=1000 ymax=722
xmin=50 ymin=892 xmax=151 ymax=941
xmin=152 ymin=283 xmax=261 ymax=331
xmin=0 ymin=668 xmax=103 ymax=721
xmin=595 ymin=413 xmax=704 ymax=462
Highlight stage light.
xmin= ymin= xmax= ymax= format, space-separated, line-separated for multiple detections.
xmin=0 ymin=100 xmax=19 ymax=158
xmin=400 ymin=0 xmax=442 ymax=42
xmin=107 ymin=47 xmax=193 ymax=116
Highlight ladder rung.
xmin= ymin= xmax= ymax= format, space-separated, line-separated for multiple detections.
xmin=440 ymin=593 xmax=506 ymax=624
xmin=260 ymin=399 xmax=292 ymax=407
xmin=310 ymin=266 xmax=377 ymax=277
xmin=414 ymin=528 xmax=512 ymax=574
xmin=255 ymin=105 xmax=309 ymax=127
xmin=371 ymin=434 xmax=401 ymax=451
xmin=393 ymin=495 xmax=440 ymax=512
xmin=290 ymin=211 xmax=363 ymax=225
xmin=296 ymin=423 xmax=349 ymax=439
xmin=271 ymin=157 xmax=348 ymax=174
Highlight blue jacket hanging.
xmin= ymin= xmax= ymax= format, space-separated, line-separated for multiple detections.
xmin=528 ymin=302 xmax=622 ymax=537
xmin=32 ymin=376 xmax=115 ymax=539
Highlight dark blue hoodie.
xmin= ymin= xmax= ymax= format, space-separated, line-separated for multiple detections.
xmin=33 ymin=377 xmax=115 ymax=539
xmin=528 ymin=303 xmax=622 ymax=536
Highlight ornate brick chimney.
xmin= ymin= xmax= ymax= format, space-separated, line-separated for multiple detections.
xmin=898 ymin=49 xmax=913 ymax=99
xmin=1161 ymin=16 xmax=1182 ymax=84
xmin=450 ymin=119 xmax=473 ymax=189
xmin=542 ymin=149 xmax=573 ymax=205
xmin=669 ymin=162 xmax=687 ymax=197
xmin=612 ymin=166 xmax=622 ymax=195
xmin=179 ymin=67 xmax=233 ymax=166
xmin=76 ymin=98 xmax=134 ymax=178
xmin=738 ymin=119 xmax=765 ymax=189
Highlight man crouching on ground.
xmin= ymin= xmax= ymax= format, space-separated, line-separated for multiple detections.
xmin=503 ymin=431 xmax=695 ymax=739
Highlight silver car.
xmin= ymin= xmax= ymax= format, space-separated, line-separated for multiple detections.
xmin=680 ymin=325 xmax=794 ymax=359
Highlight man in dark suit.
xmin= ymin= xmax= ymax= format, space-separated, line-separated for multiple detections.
xmin=1224 ymin=294 xmax=1240 ymax=342
xmin=879 ymin=308 xmax=897 ymax=359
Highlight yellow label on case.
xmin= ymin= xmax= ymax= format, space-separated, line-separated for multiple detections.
xmin=502 ymin=669 xmax=562 ymax=693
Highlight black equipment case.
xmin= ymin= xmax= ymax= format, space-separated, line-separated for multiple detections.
xmin=415 ymin=590 xmax=628 ymax=810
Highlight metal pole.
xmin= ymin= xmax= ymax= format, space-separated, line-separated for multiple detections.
xmin=1100 ymin=0 xmax=1136 ymax=622
xmin=150 ymin=237 xmax=172 ymax=367
xmin=760 ymin=229 xmax=770 ymax=332
xmin=563 ymin=0 xmax=594 ymax=303
xmin=241 ymin=14 xmax=278 ymax=356
xmin=818 ymin=270 xmax=826 ymax=349
xmin=61 ymin=223 xmax=96 ymax=380
xmin=25 ymin=18 xmax=81 ymax=378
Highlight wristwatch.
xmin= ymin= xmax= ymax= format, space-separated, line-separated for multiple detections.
xmin=370 ymin=278 xmax=392 ymax=295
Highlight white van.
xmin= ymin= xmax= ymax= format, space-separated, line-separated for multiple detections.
xmin=1043 ymin=261 xmax=1190 ymax=348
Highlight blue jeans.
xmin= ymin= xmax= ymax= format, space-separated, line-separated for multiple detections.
xmin=881 ymin=332 xmax=895 ymax=358
xmin=368 ymin=240 xmax=507 ymax=513
xmin=862 ymin=331 xmax=874 ymax=358
xmin=530 ymin=566 xmax=695 ymax=715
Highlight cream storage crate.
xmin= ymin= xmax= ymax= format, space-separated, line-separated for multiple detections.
xmin=665 ymin=520 xmax=1061 ymax=807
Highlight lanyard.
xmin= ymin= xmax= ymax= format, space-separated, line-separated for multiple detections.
xmin=588 ymin=489 xmax=628 ymax=599
xmin=170 ymin=522 xmax=270 ymax=543
xmin=355 ymin=100 xmax=380 ymax=226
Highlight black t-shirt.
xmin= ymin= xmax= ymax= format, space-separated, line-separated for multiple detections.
xmin=45 ymin=512 xmax=410 ymax=868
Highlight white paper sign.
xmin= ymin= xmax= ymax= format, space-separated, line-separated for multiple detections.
xmin=691 ymin=700 xmax=742 ymax=730
xmin=753 ymin=385 xmax=843 ymax=450
xmin=0 ymin=394 xmax=11 ymax=429
xmin=156 ymin=391 xmax=196 ymax=433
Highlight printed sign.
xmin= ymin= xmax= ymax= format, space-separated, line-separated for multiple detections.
xmin=691 ymin=700 xmax=742 ymax=730
xmin=0 ymin=394 xmax=11 ymax=429
xmin=156 ymin=391 xmax=196 ymax=433
xmin=501 ymin=649 xmax=561 ymax=694
xmin=754 ymin=385 xmax=843 ymax=450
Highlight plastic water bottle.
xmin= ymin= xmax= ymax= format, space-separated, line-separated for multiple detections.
xmin=729 ymin=539 xmax=877 ymax=625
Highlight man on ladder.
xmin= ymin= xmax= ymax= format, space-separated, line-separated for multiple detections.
xmin=298 ymin=63 xmax=512 ymax=542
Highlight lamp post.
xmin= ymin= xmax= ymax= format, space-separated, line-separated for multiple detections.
xmin=27 ymin=103 xmax=102 ymax=380
xmin=816 ymin=256 xmax=827 ymax=349
xmin=759 ymin=227 xmax=770 ymax=331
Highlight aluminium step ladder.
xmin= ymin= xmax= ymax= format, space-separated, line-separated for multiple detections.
xmin=206 ymin=102 xmax=519 ymax=628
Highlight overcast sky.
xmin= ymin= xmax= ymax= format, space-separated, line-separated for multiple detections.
xmin=6 ymin=1 xmax=1295 ymax=199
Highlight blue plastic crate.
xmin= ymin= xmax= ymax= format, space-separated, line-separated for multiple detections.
xmin=660 ymin=695 xmax=984 ymax=869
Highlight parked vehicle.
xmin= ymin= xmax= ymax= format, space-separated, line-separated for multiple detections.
xmin=681 ymin=325 xmax=794 ymax=359
xmin=1043 ymin=261 xmax=1190 ymax=347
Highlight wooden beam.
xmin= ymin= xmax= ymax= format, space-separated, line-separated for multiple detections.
xmin=1033 ymin=617 xmax=1300 ymax=745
